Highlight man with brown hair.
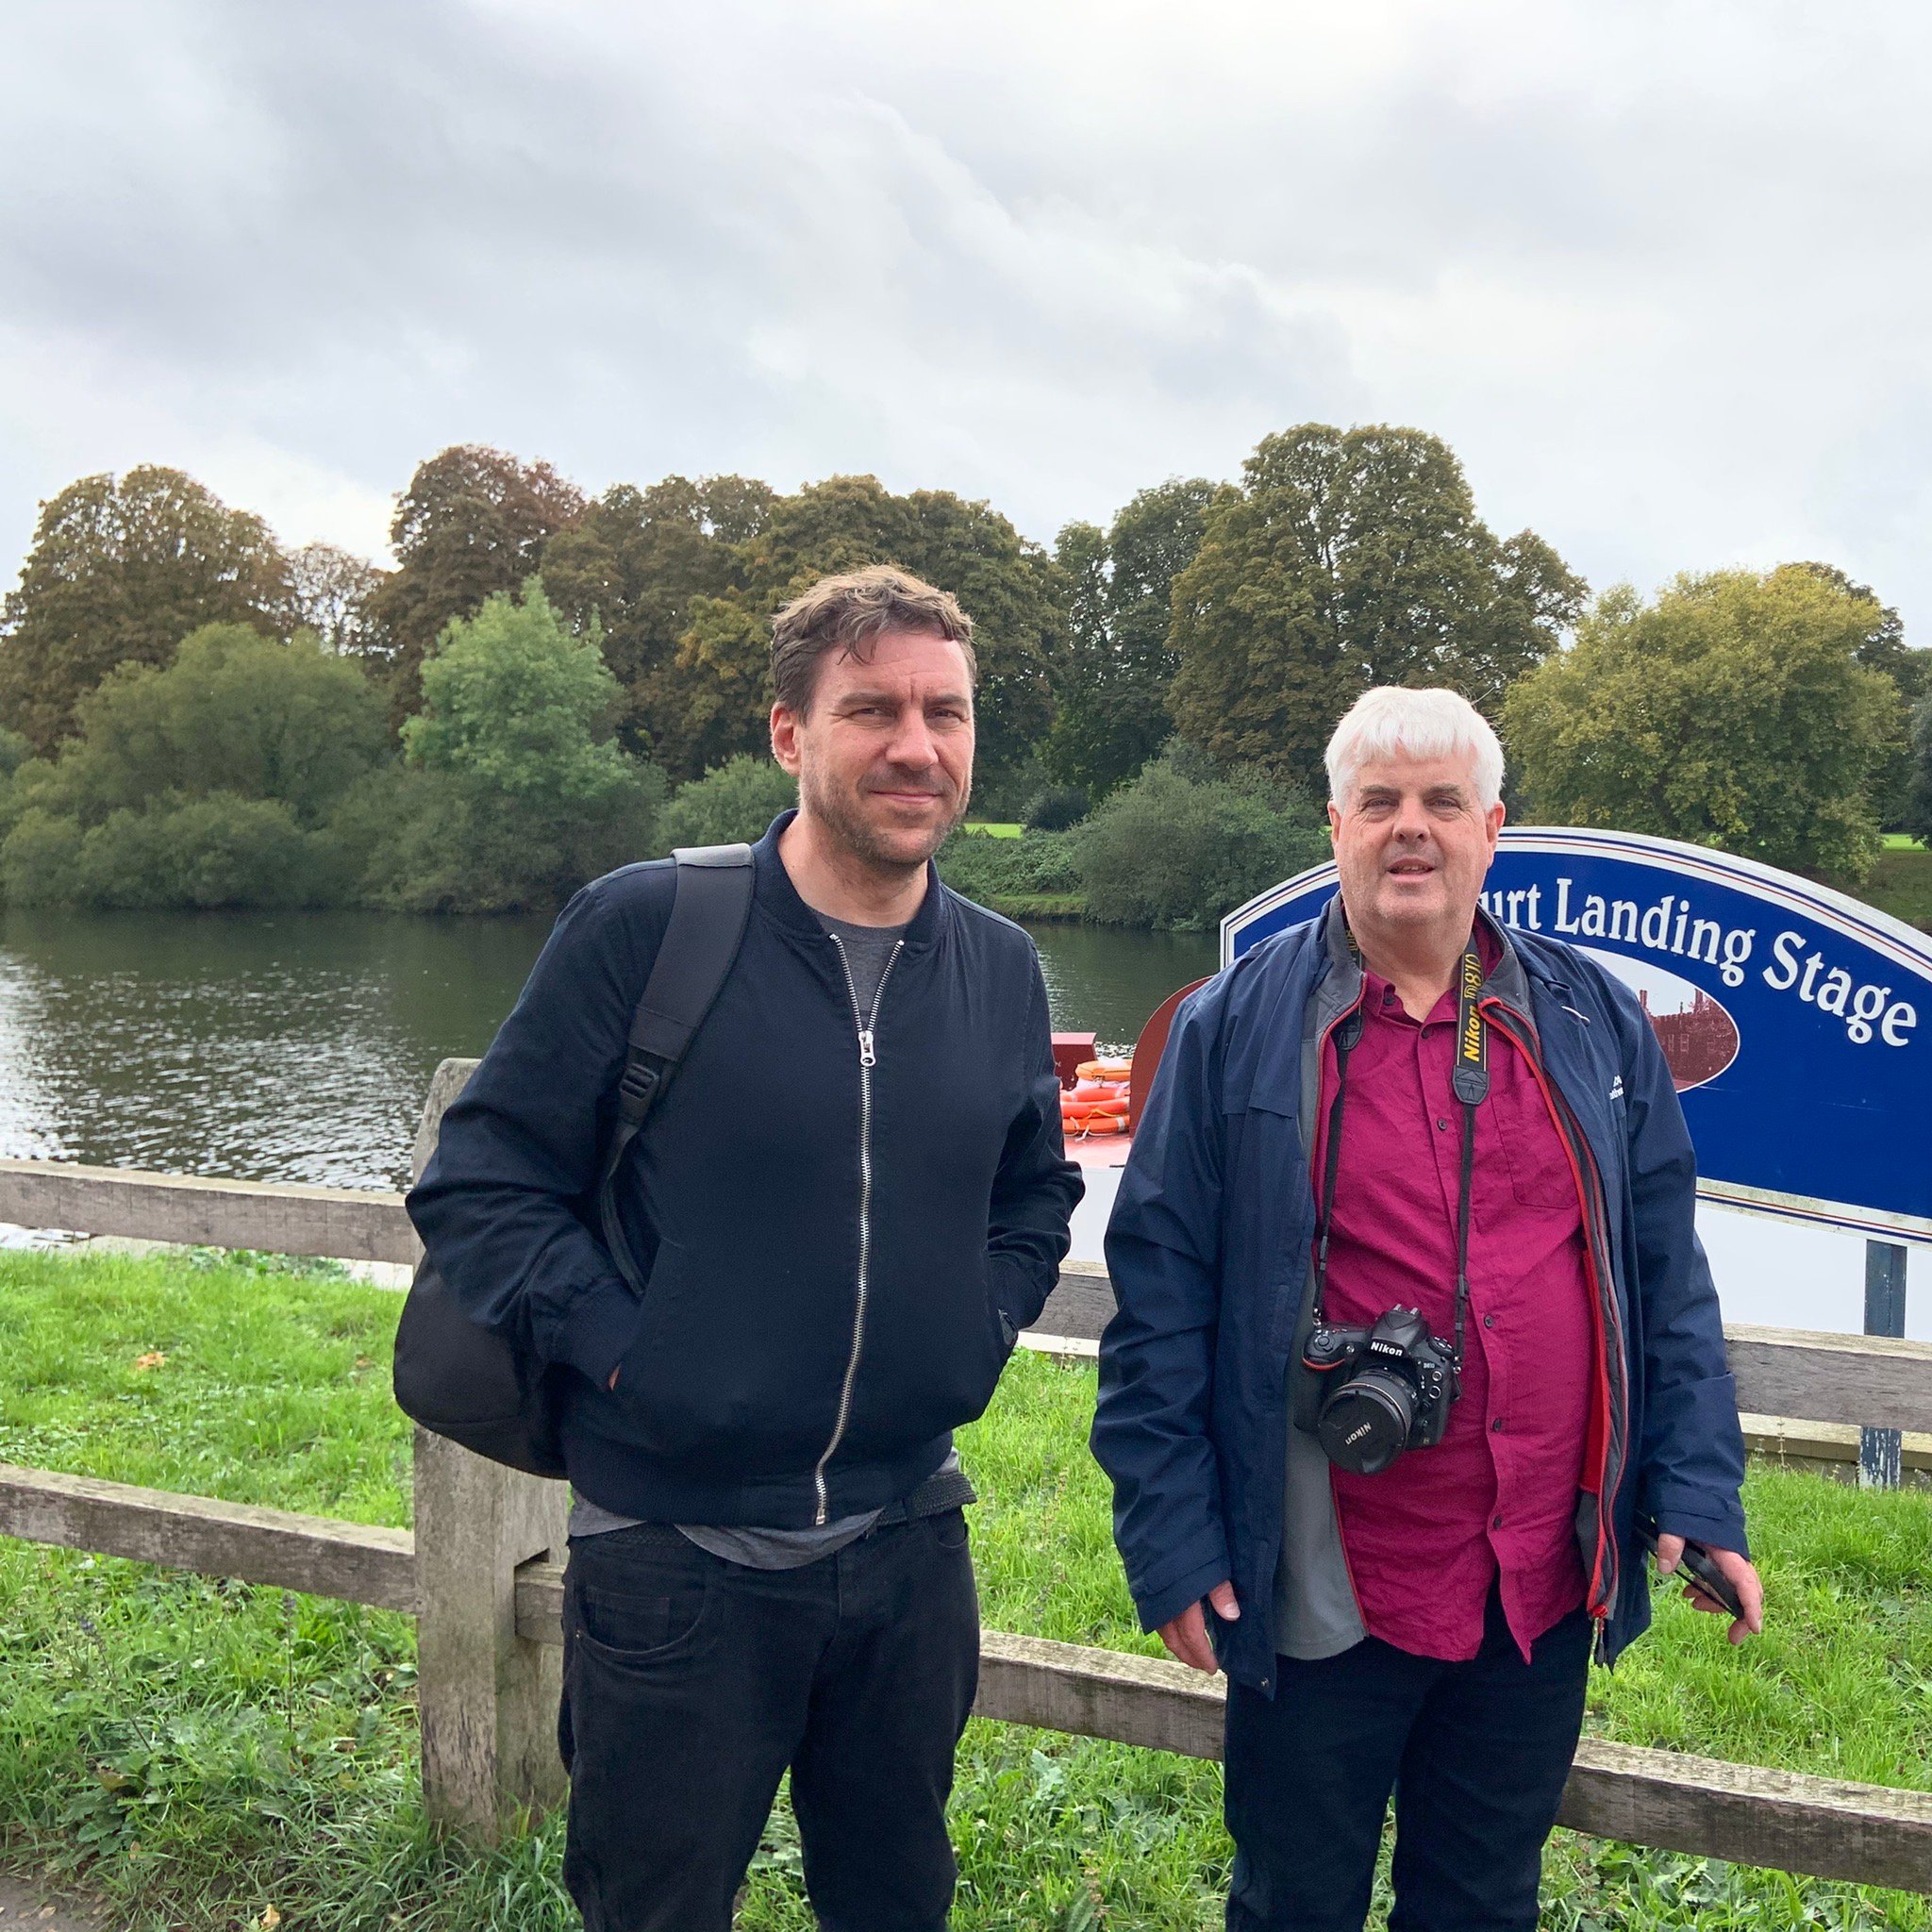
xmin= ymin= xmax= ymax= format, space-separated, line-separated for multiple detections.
xmin=411 ymin=564 xmax=1079 ymax=1931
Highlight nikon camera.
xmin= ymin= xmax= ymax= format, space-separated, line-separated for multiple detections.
xmin=1292 ymin=1307 xmax=1459 ymax=1475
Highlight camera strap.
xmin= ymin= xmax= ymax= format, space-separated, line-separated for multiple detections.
xmin=1312 ymin=935 xmax=1489 ymax=1369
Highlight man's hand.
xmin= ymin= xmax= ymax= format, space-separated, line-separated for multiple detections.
xmin=1656 ymin=1533 xmax=1763 ymax=1644
xmin=1158 ymin=1580 xmax=1240 ymax=1673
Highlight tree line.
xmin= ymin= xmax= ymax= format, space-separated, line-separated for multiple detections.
xmin=0 ymin=427 xmax=1925 ymax=924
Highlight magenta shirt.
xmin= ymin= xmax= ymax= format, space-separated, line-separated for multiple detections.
xmin=1312 ymin=958 xmax=1597 ymax=1662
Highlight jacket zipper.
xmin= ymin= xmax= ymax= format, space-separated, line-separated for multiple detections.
xmin=1308 ymin=990 xmax=1369 ymax=1628
xmin=1480 ymin=997 xmax=1629 ymax=1647
xmin=811 ymin=934 xmax=904 ymax=1524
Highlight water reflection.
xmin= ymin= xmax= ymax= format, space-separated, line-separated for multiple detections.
xmin=1024 ymin=921 xmax=1217 ymax=1057
xmin=0 ymin=908 xmax=550 ymax=1190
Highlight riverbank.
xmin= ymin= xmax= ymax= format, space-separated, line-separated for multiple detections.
xmin=3 ymin=1249 xmax=1929 ymax=1929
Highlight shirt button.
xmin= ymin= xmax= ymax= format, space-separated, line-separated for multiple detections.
xmin=1492 ymin=1513 xmax=1505 ymax=1530
xmin=1491 ymin=1417 xmax=1505 ymax=1432
xmin=1483 ymin=1313 xmax=1495 ymax=1328
xmin=1436 ymin=1117 xmax=1450 ymax=1131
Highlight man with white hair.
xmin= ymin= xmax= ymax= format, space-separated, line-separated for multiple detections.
xmin=1091 ymin=686 xmax=1761 ymax=1931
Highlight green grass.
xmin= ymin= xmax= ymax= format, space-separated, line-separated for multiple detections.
xmin=1863 ymin=848 xmax=1932 ymax=931
xmin=976 ymin=891 xmax=1089 ymax=922
xmin=961 ymin=822 xmax=1024 ymax=839
xmin=1881 ymin=833 xmax=1925 ymax=851
xmin=2 ymin=1250 xmax=1929 ymax=1929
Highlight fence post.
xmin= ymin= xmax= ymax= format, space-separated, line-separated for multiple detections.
xmin=410 ymin=1058 xmax=570 ymax=1838
xmin=1859 ymin=1241 xmax=1909 ymax=1490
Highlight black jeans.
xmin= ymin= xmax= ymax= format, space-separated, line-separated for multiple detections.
xmin=558 ymin=1511 xmax=979 ymax=1932
xmin=1223 ymin=1592 xmax=1591 ymax=1932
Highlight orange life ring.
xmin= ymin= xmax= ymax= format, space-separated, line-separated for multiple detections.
xmin=1073 ymin=1078 xmax=1124 ymax=1101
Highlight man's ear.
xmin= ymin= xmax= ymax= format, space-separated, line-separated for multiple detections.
xmin=770 ymin=702 xmax=803 ymax=776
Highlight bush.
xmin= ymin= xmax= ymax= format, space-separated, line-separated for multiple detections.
xmin=0 ymin=794 xmax=319 ymax=909
xmin=1023 ymin=785 xmax=1089 ymax=832
xmin=31 ymin=623 xmax=389 ymax=830
xmin=1074 ymin=751 xmax=1327 ymax=930
xmin=658 ymin=756 xmax=797 ymax=849
xmin=342 ymin=764 xmax=668 ymax=915
xmin=0 ymin=806 xmax=85 ymax=905
xmin=0 ymin=625 xmax=391 ymax=908
xmin=938 ymin=827 xmax=1082 ymax=908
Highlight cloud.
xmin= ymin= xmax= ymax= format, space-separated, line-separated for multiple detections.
xmin=2 ymin=0 xmax=1929 ymax=637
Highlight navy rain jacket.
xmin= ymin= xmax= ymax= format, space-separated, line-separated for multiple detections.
xmin=1091 ymin=903 xmax=1748 ymax=1692
xmin=408 ymin=813 xmax=1082 ymax=1528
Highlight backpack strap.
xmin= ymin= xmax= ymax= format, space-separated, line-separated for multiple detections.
xmin=597 ymin=842 xmax=756 ymax=1291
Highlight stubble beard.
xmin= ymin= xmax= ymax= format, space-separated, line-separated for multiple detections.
xmin=798 ymin=759 xmax=971 ymax=880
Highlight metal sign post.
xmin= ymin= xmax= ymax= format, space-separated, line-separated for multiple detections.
xmin=1862 ymin=1242 xmax=1910 ymax=1489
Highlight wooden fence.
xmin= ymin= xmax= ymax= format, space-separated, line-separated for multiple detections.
xmin=1 ymin=1065 xmax=1930 ymax=1892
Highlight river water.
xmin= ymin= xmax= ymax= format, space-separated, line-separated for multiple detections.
xmin=0 ymin=906 xmax=1216 ymax=1190
xmin=1 ymin=905 xmax=1921 ymax=1336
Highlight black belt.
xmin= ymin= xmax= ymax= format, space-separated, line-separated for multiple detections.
xmin=871 ymin=1464 xmax=977 ymax=1526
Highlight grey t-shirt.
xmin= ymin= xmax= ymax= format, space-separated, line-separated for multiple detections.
xmin=820 ymin=910 xmax=905 ymax=1024
xmin=568 ymin=908 xmax=913 ymax=1567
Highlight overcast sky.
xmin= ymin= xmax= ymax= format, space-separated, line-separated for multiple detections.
xmin=4 ymin=1 xmax=1929 ymax=634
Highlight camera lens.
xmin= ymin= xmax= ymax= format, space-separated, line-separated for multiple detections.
xmin=1316 ymin=1366 xmax=1417 ymax=1475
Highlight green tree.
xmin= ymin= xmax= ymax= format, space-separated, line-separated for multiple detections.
xmin=1168 ymin=425 xmax=1585 ymax=793
xmin=0 ymin=466 xmax=293 ymax=755
xmin=1044 ymin=478 xmax=1221 ymax=799
xmin=1074 ymin=748 xmax=1328 ymax=930
xmin=658 ymin=755 xmax=797 ymax=849
xmin=661 ymin=475 xmax=1067 ymax=789
xmin=358 ymin=580 xmax=663 ymax=912
xmin=286 ymin=541 xmax=390 ymax=659
xmin=368 ymin=445 xmax=585 ymax=725
xmin=8 ymin=623 xmax=388 ymax=832
xmin=1790 ymin=561 xmax=1928 ymax=828
xmin=0 ymin=625 xmax=390 ymax=910
xmin=543 ymin=475 xmax=774 ymax=769
xmin=1904 ymin=693 xmax=1932 ymax=845
xmin=1503 ymin=567 xmax=1903 ymax=880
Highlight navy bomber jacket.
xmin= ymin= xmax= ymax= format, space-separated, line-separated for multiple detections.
xmin=1091 ymin=902 xmax=1748 ymax=1691
xmin=408 ymin=812 xmax=1083 ymax=1527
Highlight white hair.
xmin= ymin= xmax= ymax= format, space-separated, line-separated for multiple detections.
xmin=1324 ymin=687 xmax=1505 ymax=809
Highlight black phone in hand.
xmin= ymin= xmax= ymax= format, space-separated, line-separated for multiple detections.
xmin=1637 ymin=1517 xmax=1745 ymax=1621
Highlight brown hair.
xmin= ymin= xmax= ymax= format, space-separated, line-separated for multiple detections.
xmin=770 ymin=564 xmax=975 ymax=715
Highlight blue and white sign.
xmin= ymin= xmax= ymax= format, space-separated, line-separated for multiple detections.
xmin=1224 ymin=828 xmax=1932 ymax=1244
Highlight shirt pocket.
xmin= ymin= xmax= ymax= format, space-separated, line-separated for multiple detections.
xmin=1497 ymin=1108 xmax=1580 ymax=1211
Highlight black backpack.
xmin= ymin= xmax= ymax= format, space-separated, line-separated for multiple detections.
xmin=392 ymin=845 xmax=757 ymax=1475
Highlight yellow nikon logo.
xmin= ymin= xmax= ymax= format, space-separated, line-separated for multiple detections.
xmin=1460 ymin=1009 xmax=1483 ymax=1061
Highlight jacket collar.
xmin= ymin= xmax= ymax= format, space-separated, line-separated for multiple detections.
xmin=752 ymin=808 xmax=949 ymax=951
xmin=1316 ymin=892 xmax=1536 ymax=1026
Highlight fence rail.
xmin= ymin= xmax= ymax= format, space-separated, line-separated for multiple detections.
xmin=8 ymin=1158 xmax=1931 ymax=1432
xmin=5 ymin=1116 xmax=1932 ymax=1892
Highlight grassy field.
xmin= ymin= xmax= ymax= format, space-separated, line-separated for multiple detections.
xmin=2 ymin=1250 xmax=1929 ymax=1930
xmin=1865 ymin=847 xmax=1932 ymax=930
